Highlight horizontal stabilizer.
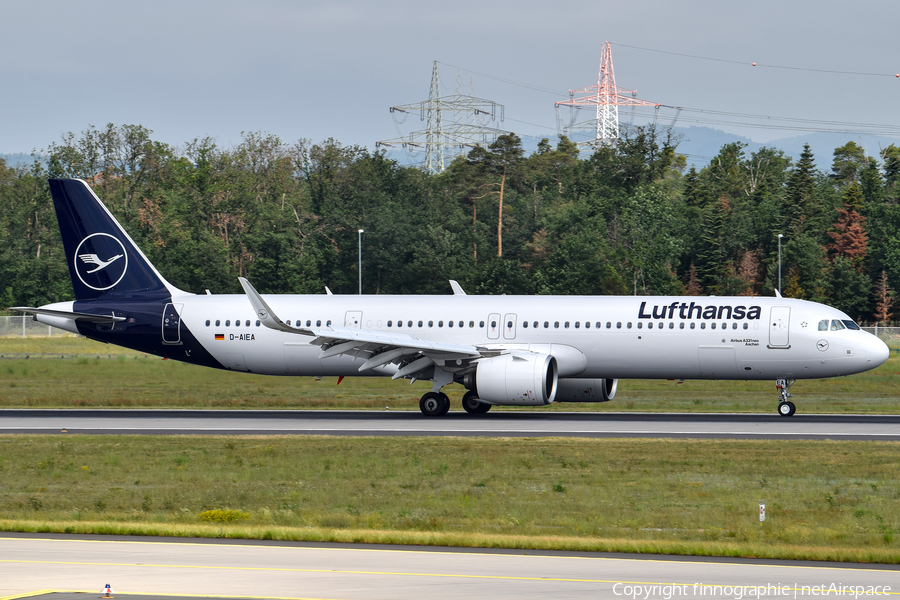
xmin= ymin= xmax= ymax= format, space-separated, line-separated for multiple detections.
xmin=10 ymin=307 xmax=125 ymax=323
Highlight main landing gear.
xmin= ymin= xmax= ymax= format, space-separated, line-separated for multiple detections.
xmin=776 ymin=378 xmax=796 ymax=417
xmin=418 ymin=391 xmax=493 ymax=416
xmin=462 ymin=391 xmax=492 ymax=414
xmin=419 ymin=391 xmax=450 ymax=417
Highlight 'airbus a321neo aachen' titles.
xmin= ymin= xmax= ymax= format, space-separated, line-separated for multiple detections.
xmin=12 ymin=179 xmax=890 ymax=417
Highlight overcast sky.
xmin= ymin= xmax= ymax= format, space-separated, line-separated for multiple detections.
xmin=2 ymin=0 xmax=898 ymax=155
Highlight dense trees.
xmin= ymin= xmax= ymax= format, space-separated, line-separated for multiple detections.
xmin=2 ymin=123 xmax=899 ymax=322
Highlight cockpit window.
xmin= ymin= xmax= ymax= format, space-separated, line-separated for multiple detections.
xmin=830 ymin=320 xmax=846 ymax=331
xmin=818 ymin=320 xmax=829 ymax=331
xmin=842 ymin=320 xmax=860 ymax=330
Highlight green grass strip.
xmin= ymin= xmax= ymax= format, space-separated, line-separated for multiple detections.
xmin=2 ymin=336 xmax=900 ymax=412
xmin=1 ymin=435 xmax=898 ymax=562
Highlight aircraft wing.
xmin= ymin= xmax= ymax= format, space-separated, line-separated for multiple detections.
xmin=10 ymin=307 xmax=126 ymax=323
xmin=238 ymin=278 xmax=482 ymax=379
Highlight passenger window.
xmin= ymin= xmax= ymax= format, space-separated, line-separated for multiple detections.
xmin=533 ymin=321 xmax=538 ymax=328
xmin=700 ymin=323 xmax=706 ymax=329
xmin=245 ymin=320 xmax=250 ymax=327
xmin=326 ymin=320 xmax=331 ymax=326
xmin=306 ymin=320 xmax=311 ymax=327
xmin=616 ymin=322 xmax=621 ymax=329
xmin=554 ymin=322 xmax=560 ymax=328
xmin=418 ymin=321 xmax=423 ymax=327
xmin=544 ymin=322 xmax=549 ymax=328
xmin=711 ymin=323 xmax=716 ymax=330
xmin=439 ymin=321 xmax=444 ymax=327
xmin=408 ymin=321 xmax=413 ymax=327
xmin=225 ymin=320 xmax=231 ymax=326
xmin=564 ymin=322 xmax=570 ymax=329
xmin=732 ymin=323 xmax=737 ymax=330
xmin=658 ymin=322 xmax=663 ymax=329
xmin=387 ymin=321 xmax=393 ymax=327
xmin=397 ymin=320 xmax=402 ymax=328
xmin=428 ymin=321 xmax=434 ymax=327
xmin=596 ymin=322 xmax=602 ymax=329
xmin=523 ymin=321 xmax=528 ymax=328
xmin=459 ymin=321 xmax=463 ymax=328
xmin=316 ymin=320 xmax=321 ymax=326
xmin=606 ymin=322 xmax=611 ymax=329
xmin=743 ymin=323 xmax=748 ymax=330
xmin=679 ymin=322 xmax=684 ymax=329
xmin=479 ymin=321 xmax=485 ymax=328
xmin=669 ymin=322 xmax=674 ymax=329
xmin=256 ymin=321 xmax=260 ymax=327
xmin=448 ymin=321 xmax=453 ymax=328
xmin=575 ymin=322 xmax=580 ymax=329
xmin=584 ymin=322 xmax=590 ymax=329
xmin=235 ymin=320 xmax=240 ymax=327
xmin=490 ymin=320 xmax=496 ymax=328
xmin=205 ymin=320 xmax=210 ymax=327
xmin=639 ymin=322 xmax=644 ymax=329
xmin=627 ymin=322 xmax=632 ymax=329
xmin=215 ymin=320 xmax=220 ymax=327
xmin=831 ymin=320 xmax=846 ymax=331
xmin=818 ymin=320 xmax=829 ymax=331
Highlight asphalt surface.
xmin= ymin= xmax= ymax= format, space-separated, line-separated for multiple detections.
xmin=1 ymin=535 xmax=897 ymax=600
xmin=1 ymin=409 xmax=899 ymax=440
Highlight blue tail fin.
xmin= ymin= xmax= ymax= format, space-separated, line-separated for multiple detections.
xmin=49 ymin=178 xmax=182 ymax=302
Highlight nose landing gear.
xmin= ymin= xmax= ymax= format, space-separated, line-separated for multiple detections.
xmin=776 ymin=378 xmax=796 ymax=417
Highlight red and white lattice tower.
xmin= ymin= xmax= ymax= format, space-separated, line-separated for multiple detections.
xmin=556 ymin=42 xmax=660 ymax=148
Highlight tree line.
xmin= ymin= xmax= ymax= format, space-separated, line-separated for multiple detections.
xmin=1 ymin=123 xmax=899 ymax=323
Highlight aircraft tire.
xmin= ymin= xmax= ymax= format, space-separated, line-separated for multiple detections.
xmin=778 ymin=401 xmax=796 ymax=417
xmin=462 ymin=391 xmax=491 ymax=414
xmin=420 ymin=392 xmax=446 ymax=417
xmin=437 ymin=392 xmax=451 ymax=416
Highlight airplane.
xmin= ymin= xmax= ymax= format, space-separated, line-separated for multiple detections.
xmin=10 ymin=178 xmax=891 ymax=418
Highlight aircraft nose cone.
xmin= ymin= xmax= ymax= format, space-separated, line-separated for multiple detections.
xmin=868 ymin=335 xmax=890 ymax=368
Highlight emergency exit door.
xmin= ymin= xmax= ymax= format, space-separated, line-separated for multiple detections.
xmin=768 ymin=306 xmax=791 ymax=348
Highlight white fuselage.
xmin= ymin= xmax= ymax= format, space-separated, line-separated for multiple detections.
xmin=154 ymin=293 xmax=887 ymax=381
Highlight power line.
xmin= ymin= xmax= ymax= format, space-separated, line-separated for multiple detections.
xmin=612 ymin=42 xmax=900 ymax=79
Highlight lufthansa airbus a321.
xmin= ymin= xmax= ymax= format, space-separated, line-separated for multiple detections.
xmin=12 ymin=179 xmax=890 ymax=417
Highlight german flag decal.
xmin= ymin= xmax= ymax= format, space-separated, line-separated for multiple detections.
xmin=215 ymin=334 xmax=224 ymax=340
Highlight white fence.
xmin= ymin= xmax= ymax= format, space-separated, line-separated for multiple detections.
xmin=0 ymin=315 xmax=74 ymax=337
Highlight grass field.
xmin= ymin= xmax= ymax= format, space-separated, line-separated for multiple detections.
xmin=1 ymin=336 xmax=898 ymax=413
xmin=0 ymin=435 xmax=898 ymax=563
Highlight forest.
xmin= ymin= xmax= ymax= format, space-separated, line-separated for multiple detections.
xmin=1 ymin=123 xmax=899 ymax=323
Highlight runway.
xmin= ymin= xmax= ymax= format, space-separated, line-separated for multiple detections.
xmin=0 ymin=534 xmax=897 ymax=600
xmin=1 ymin=409 xmax=899 ymax=440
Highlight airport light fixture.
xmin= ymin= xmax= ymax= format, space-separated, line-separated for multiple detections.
xmin=358 ymin=229 xmax=364 ymax=295
xmin=777 ymin=234 xmax=784 ymax=294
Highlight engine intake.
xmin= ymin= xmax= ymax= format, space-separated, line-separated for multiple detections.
xmin=471 ymin=353 xmax=558 ymax=405
xmin=555 ymin=378 xmax=618 ymax=402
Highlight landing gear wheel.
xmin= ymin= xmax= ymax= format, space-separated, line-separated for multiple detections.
xmin=462 ymin=391 xmax=492 ymax=414
xmin=420 ymin=392 xmax=451 ymax=417
xmin=778 ymin=401 xmax=796 ymax=417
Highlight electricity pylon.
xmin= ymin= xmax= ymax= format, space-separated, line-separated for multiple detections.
xmin=555 ymin=42 xmax=660 ymax=149
xmin=378 ymin=61 xmax=508 ymax=174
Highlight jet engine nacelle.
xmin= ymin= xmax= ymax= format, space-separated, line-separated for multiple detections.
xmin=472 ymin=353 xmax=558 ymax=406
xmin=555 ymin=378 xmax=618 ymax=402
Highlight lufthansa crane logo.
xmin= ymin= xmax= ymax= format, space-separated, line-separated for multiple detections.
xmin=74 ymin=233 xmax=128 ymax=291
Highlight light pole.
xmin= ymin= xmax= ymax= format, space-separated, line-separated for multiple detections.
xmin=358 ymin=229 xmax=364 ymax=295
xmin=777 ymin=233 xmax=783 ymax=294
